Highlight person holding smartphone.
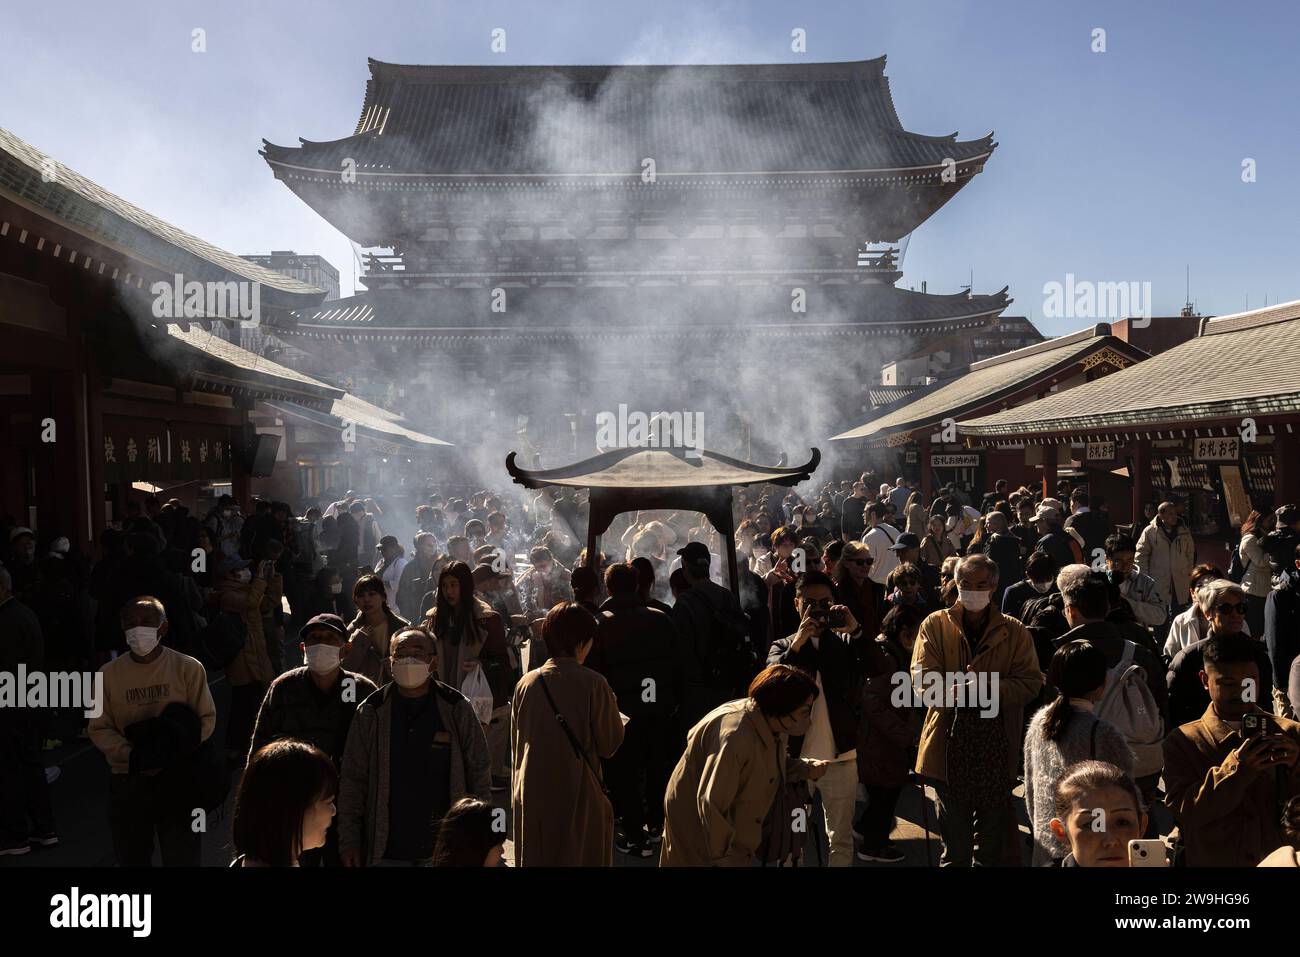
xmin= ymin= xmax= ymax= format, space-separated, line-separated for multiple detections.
xmin=1047 ymin=760 xmax=1147 ymax=867
xmin=765 ymin=571 xmax=866 ymax=866
xmin=1164 ymin=632 xmax=1300 ymax=866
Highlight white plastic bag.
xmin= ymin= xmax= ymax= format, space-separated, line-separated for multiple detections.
xmin=462 ymin=662 xmax=494 ymax=725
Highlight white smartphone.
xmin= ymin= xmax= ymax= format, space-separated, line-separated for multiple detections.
xmin=1128 ymin=839 xmax=1168 ymax=868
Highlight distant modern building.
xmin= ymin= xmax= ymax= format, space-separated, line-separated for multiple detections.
xmin=236 ymin=251 xmax=341 ymax=360
xmin=970 ymin=315 xmax=1045 ymax=362
xmin=241 ymin=251 xmax=340 ymax=301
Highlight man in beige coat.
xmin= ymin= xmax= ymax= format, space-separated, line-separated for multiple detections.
xmin=660 ymin=664 xmax=823 ymax=866
xmin=511 ymin=603 xmax=624 ymax=866
xmin=910 ymin=554 xmax=1042 ymax=866
xmin=1135 ymin=503 xmax=1196 ymax=626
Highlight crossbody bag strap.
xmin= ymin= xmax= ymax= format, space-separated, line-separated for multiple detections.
xmin=537 ymin=674 xmax=607 ymax=794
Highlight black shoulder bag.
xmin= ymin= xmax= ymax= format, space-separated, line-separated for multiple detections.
xmin=537 ymin=674 xmax=610 ymax=798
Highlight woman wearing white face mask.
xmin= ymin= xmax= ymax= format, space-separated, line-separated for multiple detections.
xmin=247 ymin=613 xmax=378 ymax=866
xmin=87 ymin=597 xmax=217 ymax=866
xmin=999 ymin=550 xmax=1060 ymax=622
xmin=337 ymin=628 xmax=490 ymax=866
xmin=909 ymin=553 xmax=1044 ymax=866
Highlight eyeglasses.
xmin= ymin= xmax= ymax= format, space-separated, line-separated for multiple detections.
xmin=801 ymin=598 xmax=833 ymax=611
xmin=1214 ymin=602 xmax=1248 ymax=616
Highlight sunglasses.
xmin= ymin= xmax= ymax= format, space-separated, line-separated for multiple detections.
xmin=1214 ymin=602 xmax=1248 ymax=616
xmin=845 ymin=558 xmax=872 ymax=566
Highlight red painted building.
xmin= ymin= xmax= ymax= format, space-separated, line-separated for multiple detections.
xmin=831 ymin=324 xmax=1149 ymax=503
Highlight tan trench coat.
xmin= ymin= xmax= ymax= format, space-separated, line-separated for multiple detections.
xmin=909 ymin=603 xmax=1043 ymax=783
xmin=1163 ymin=705 xmax=1300 ymax=867
xmin=217 ymin=576 xmax=271 ymax=687
xmin=510 ymin=656 xmax=624 ymax=866
xmin=660 ymin=698 xmax=787 ymax=867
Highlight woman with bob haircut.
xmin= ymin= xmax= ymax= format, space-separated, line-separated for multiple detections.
xmin=510 ymin=603 xmax=624 ymax=867
xmin=431 ymin=797 xmax=506 ymax=867
xmin=232 ymin=739 xmax=338 ymax=866
xmin=660 ymin=663 xmax=826 ymax=867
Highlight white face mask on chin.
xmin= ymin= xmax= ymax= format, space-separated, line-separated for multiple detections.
xmin=1031 ymin=580 xmax=1054 ymax=594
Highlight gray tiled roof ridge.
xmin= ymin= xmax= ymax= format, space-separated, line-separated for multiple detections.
xmin=0 ymin=127 xmax=323 ymax=297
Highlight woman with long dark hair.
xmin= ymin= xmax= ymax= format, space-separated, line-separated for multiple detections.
xmin=232 ymin=739 xmax=337 ymax=866
xmin=423 ymin=561 xmax=512 ymax=779
xmin=431 ymin=797 xmax=505 ymax=866
xmin=423 ymin=561 xmax=509 ymax=691
xmin=1023 ymin=640 xmax=1133 ymax=865
xmin=342 ymin=574 xmax=409 ymax=687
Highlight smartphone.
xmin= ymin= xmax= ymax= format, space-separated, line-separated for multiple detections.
xmin=1242 ymin=713 xmax=1272 ymax=738
xmin=829 ymin=608 xmax=849 ymax=629
xmin=1128 ymin=839 xmax=1169 ymax=868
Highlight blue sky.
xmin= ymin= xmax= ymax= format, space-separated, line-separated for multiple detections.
xmin=2 ymin=0 xmax=1297 ymax=332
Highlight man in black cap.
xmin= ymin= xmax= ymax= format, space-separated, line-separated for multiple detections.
xmin=669 ymin=541 xmax=756 ymax=735
xmin=887 ymin=531 xmax=943 ymax=605
xmin=248 ymin=612 xmax=378 ymax=865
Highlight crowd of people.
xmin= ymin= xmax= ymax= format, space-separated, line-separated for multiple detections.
xmin=2 ymin=472 xmax=1299 ymax=869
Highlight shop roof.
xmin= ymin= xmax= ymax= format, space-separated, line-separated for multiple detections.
xmin=0 ymin=127 xmax=326 ymax=307
xmin=165 ymin=325 xmax=451 ymax=448
xmin=960 ymin=303 xmax=1300 ymax=437
xmin=831 ymin=323 xmax=1148 ymax=443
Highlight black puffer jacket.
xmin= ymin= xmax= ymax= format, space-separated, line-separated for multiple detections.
xmin=590 ymin=596 xmax=680 ymax=719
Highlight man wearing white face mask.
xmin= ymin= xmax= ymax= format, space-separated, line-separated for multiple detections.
xmin=910 ymin=554 xmax=1043 ymax=866
xmin=338 ymin=628 xmax=490 ymax=866
xmin=89 ymin=597 xmax=216 ymax=866
xmin=248 ymin=613 xmax=376 ymax=866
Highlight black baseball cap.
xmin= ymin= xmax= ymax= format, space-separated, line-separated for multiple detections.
xmin=889 ymin=532 xmax=922 ymax=551
xmin=676 ymin=542 xmax=711 ymax=566
xmin=299 ymin=613 xmax=347 ymax=641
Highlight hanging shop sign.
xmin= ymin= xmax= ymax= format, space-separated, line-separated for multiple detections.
xmin=1193 ymin=436 xmax=1240 ymax=462
xmin=931 ymin=453 xmax=980 ymax=468
xmin=1086 ymin=441 xmax=1116 ymax=462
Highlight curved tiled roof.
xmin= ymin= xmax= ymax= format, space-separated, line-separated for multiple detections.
xmin=960 ymin=302 xmax=1300 ymax=436
xmin=263 ymin=58 xmax=994 ymax=178
xmin=506 ymin=446 xmax=819 ymax=490
xmin=832 ymin=325 xmax=1148 ymax=443
xmin=287 ymin=284 xmax=1011 ymax=336
xmin=0 ymin=127 xmax=323 ymax=300
xmin=166 ymin=326 xmax=451 ymax=447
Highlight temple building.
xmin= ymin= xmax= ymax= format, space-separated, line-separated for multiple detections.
xmin=261 ymin=57 xmax=1013 ymax=472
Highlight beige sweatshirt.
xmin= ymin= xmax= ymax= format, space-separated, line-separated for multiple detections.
xmin=88 ymin=647 xmax=217 ymax=774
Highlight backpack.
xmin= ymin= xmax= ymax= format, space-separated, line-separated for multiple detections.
xmin=1225 ymin=543 xmax=1246 ymax=584
xmin=1097 ymin=640 xmax=1165 ymax=777
xmin=196 ymin=610 xmax=248 ymax=673
xmin=681 ymin=588 xmax=758 ymax=696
